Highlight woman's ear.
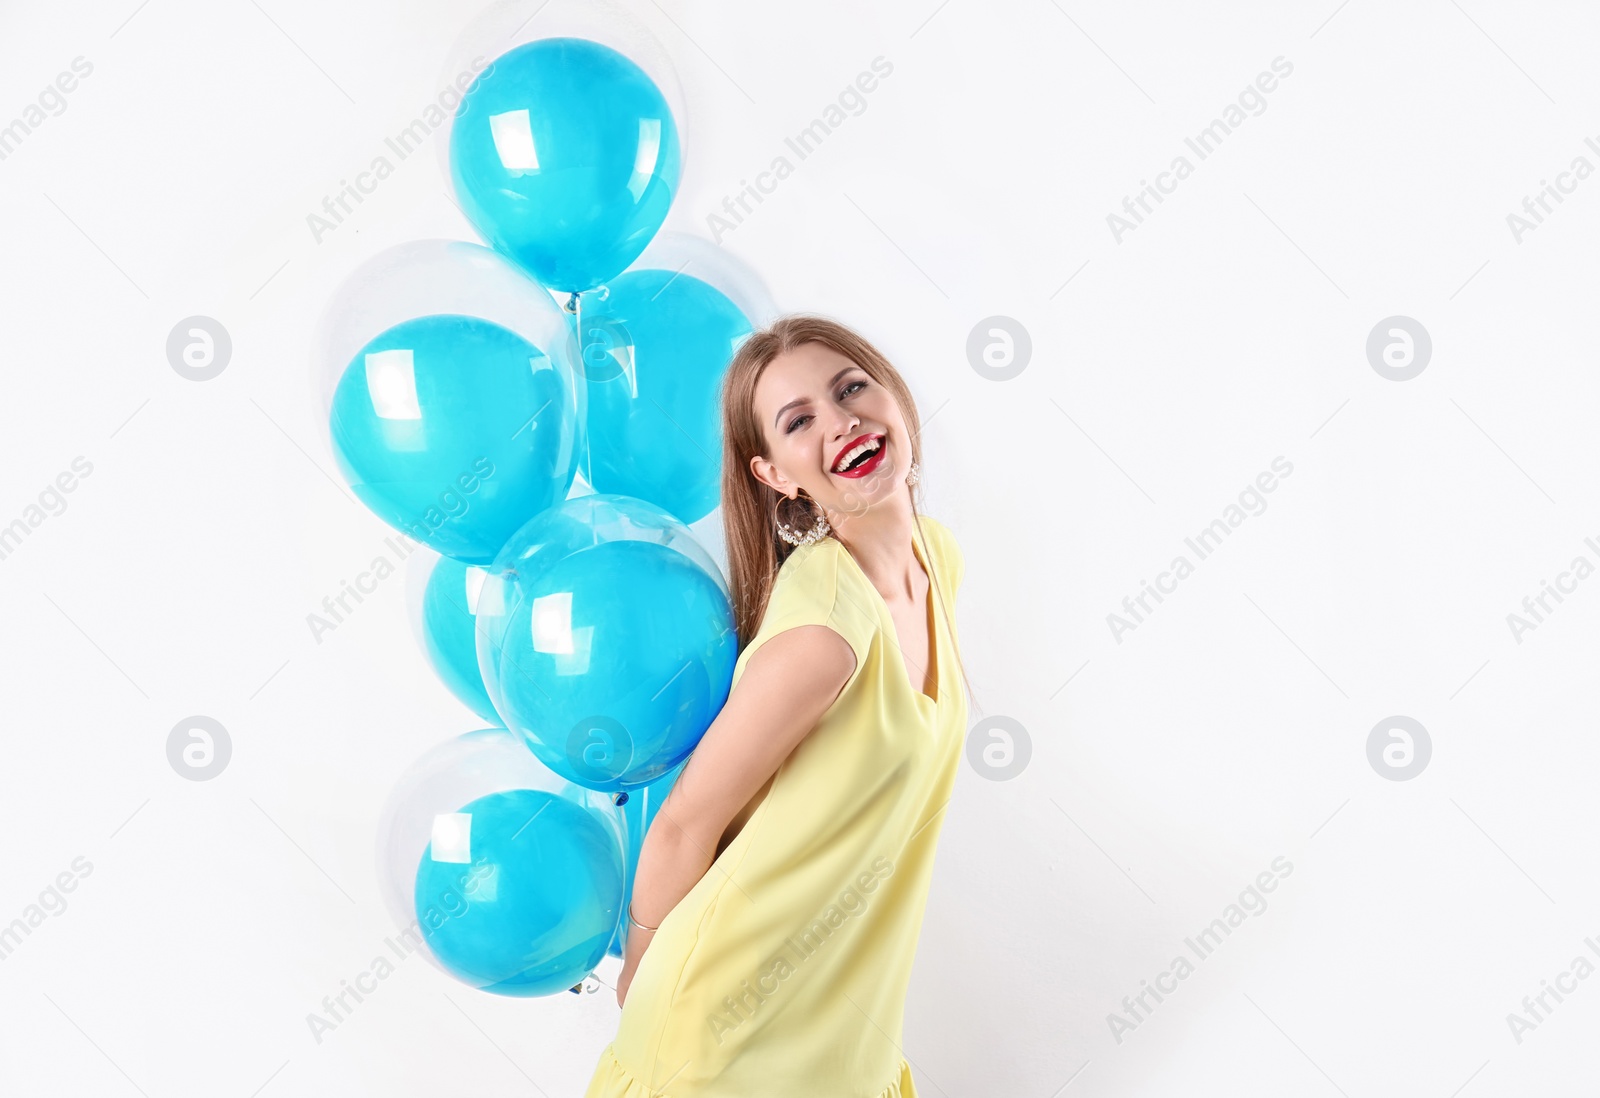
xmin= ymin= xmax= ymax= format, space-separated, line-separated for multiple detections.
xmin=749 ymin=453 xmax=793 ymax=499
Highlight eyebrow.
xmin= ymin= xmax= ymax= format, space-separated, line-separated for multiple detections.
xmin=773 ymin=367 xmax=859 ymax=429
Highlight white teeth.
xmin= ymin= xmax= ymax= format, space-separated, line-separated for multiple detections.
xmin=833 ymin=436 xmax=882 ymax=472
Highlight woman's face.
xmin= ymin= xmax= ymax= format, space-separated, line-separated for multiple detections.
xmin=749 ymin=341 xmax=912 ymax=522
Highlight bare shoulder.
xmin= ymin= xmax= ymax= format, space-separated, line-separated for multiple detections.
xmin=665 ymin=623 xmax=854 ymax=849
xmin=742 ymin=622 xmax=856 ymax=696
xmin=718 ymin=622 xmax=857 ymax=764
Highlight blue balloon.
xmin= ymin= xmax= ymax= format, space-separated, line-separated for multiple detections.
xmin=414 ymin=789 xmax=623 ymax=997
xmin=582 ymin=270 xmax=752 ymax=524
xmin=328 ymin=314 xmax=581 ymax=563
xmin=476 ymin=495 xmax=736 ymax=793
xmin=419 ymin=556 xmax=498 ymax=723
xmin=450 ymin=38 xmax=681 ymax=293
xmin=607 ymin=759 xmax=686 ymax=958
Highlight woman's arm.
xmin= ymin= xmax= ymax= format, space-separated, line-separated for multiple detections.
xmin=614 ymin=623 xmax=857 ymax=1006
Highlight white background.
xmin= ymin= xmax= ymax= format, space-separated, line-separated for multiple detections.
xmin=2 ymin=0 xmax=1597 ymax=1095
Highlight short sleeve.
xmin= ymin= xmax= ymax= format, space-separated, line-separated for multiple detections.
xmin=730 ymin=540 xmax=880 ymax=693
xmin=919 ymin=515 xmax=964 ymax=593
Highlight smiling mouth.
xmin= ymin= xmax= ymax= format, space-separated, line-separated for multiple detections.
xmin=832 ymin=434 xmax=887 ymax=477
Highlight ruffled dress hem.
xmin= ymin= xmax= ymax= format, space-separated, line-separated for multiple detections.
xmin=585 ymin=1043 xmax=917 ymax=1098
xmin=877 ymin=1057 xmax=917 ymax=1097
xmin=584 ymin=1043 xmax=655 ymax=1097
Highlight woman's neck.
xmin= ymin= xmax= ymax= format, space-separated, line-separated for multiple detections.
xmin=833 ymin=508 xmax=921 ymax=603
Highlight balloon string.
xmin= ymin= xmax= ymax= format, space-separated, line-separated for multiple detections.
xmin=569 ymin=968 xmax=617 ymax=995
xmin=574 ymin=288 xmax=593 ymax=491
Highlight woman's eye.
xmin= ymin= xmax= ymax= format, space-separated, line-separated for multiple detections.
xmin=785 ymin=381 xmax=864 ymax=433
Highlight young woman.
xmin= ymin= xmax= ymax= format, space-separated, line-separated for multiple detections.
xmin=585 ymin=315 xmax=970 ymax=1098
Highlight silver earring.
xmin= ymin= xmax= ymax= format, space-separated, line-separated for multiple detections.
xmin=775 ymin=494 xmax=831 ymax=546
xmin=906 ymin=460 xmax=921 ymax=486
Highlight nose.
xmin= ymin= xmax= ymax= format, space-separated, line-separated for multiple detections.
xmin=829 ymin=407 xmax=860 ymax=443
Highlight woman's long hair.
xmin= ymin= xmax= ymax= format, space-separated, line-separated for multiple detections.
xmin=718 ymin=314 xmax=973 ymax=706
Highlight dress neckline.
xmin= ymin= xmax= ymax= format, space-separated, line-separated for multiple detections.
xmin=834 ymin=522 xmax=940 ymax=709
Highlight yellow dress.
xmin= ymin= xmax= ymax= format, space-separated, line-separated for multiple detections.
xmin=585 ymin=514 xmax=966 ymax=1098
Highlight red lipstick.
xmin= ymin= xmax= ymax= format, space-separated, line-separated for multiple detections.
xmin=831 ymin=433 xmax=887 ymax=478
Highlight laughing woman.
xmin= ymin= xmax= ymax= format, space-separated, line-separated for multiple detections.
xmin=585 ymin=315 xmax=971 ymax=1098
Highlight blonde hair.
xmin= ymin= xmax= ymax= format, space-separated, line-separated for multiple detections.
xmin=718 ymin=314 xmax=972 ymax=706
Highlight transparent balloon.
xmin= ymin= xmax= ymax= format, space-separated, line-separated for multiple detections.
xmin=404 ymin=548 xmax=499 ymax=724
xmin=437 ymin=0 xmax=687 ymax=294
xmin=375 ymin=728 xmax=626 ymax=995
xmin=621 ymin=230 xmax=779 ymax=331
xmin=431 ymin=0 xmax=688 ymax=192
xmin=686 ymin=508 xmax=730 ymax=595
xmin=579 ymin=232 xmax=778 ymax=525
xmin=311 ymin=239 xmax=586 ymax=563
xmin=475 ymin=494 xmax=736 ymax=793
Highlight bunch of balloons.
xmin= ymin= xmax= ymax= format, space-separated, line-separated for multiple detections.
xmin=311 ymin=0 xmax=775 ymax=998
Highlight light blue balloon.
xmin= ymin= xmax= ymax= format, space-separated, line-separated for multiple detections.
xmin=450 ymin=38 xmax=681 ymax=293
xmin=328 ymin=314 xmax=581 ymax=564
xmin=583 ymin=270 xmax=752 ymax=524
xmin=419 ymin=556 xmax=498 ymax=723
xmin=607 ymin=759 xmax=686 ymax=958
xmin=476 ymin=495 xmax=736 ymax=793
xmin=414 ymin=788 xmax=623 ymax=997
